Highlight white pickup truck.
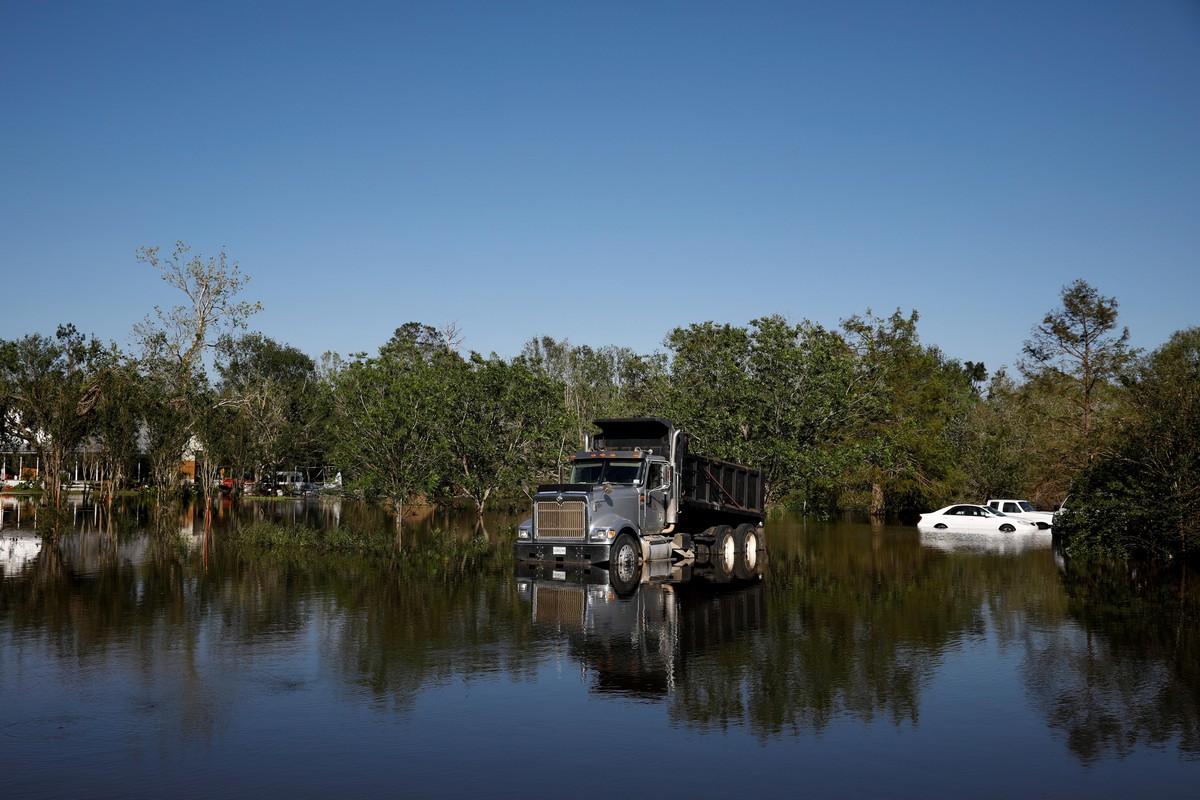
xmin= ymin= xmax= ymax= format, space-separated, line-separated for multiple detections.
xmin=986 ymin=499 xmax=1054 ymax=529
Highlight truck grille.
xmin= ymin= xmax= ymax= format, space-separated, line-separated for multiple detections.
xmin=534 ymin=499 xmax=587 ymax=540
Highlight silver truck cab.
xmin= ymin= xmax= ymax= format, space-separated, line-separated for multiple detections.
xmin=514 ymin=448 xmax=674 ymax=566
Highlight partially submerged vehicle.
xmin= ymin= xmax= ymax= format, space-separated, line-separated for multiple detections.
xmin=516 ymin=418 xmax=766 ymax=571
xmin=917 ymin=503 xmax=1041 ymax=534
xmin=986 ymin=499 xmax=1055 ymax=529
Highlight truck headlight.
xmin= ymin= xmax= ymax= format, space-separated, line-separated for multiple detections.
xmin=518 ymin=529 xmax=530 ymax=540
xmin=589 ymin=528 xmax=616 ymax=542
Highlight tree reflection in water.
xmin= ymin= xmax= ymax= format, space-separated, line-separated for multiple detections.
xmin=0 ymin=499 xmax=1198 ymax=768
xmin=1023 ymin=554 xmax=1200 ymax=762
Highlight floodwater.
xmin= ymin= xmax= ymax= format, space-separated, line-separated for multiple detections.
xmin=1 ymin=497 xmax=1197 ymax=798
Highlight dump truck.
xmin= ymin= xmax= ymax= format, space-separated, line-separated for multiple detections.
xmin=515 ymin=417 xmax=765 ymax=575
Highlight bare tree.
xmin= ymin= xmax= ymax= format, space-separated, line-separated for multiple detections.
xmin=134 ymin=242 xmax=260 ymax=497
xmin=135 ymin=241 xmax=261 ymax=388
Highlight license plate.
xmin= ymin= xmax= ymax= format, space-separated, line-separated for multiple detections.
xmin=552 ymin=546 xmax=566 ymax=556
xmin=552 ymin=570 xmax=566 ymax=581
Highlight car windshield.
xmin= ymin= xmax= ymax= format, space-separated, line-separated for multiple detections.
xmin=568 ymin=459 xmax=643 ymax=485
xmin=983 ymin=507 xmax=1005 ymax=516
xmin=1019 ymin=501 xmax=1036 ymax=512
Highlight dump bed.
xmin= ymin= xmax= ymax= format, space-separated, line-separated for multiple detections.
xmin=592 ymin=417 xmax=766 ymax=527
xmin=679 ymin=453 xmax=765 ymax=524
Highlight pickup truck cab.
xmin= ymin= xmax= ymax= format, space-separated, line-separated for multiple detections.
xmin=986 ymin=499 xmax=1054 ymax=529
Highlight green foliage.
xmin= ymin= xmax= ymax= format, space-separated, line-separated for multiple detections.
xmin=444 ymin=353 xmax=565 ymax=513
xmin=0 ymin=324 xmax=106 ymax=509
xmin=329 ymin=323 xmax=458 ymax=519
xmin=661 ymin=311 xmax=976 ymax=515
xmin=4 ymin=256 xmax=1189 ymax=562
xmin=836 ymin=310 xmax=976 ymax=514
xmin=1022 ymin=279 xmax=1133 ymax=450
xmin=960 ymin=370 xmax=1035 ymax=500
xmin=521 ymin=336 xmax=668 ymax=451
xmin=92 ymin=352 xmax=143 ymax=499
xmin=207 ymin=333 xmax=330 ymax=481
xmin=1059 ymin=328 xmax=1200 ymax=559
xmin=233 ymin=521 xmax=396 ymax=556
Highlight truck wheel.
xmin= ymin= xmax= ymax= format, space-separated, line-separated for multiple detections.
xmin=709 ymin=525 xmax=735 ymax=581
xmin=609 ymin=533 xmax=641 ymax=585
xmin=734 ymin=524 xmax=760 ymax=567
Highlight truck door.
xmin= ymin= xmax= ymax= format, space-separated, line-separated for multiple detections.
xmin=643 ymin=461 xmax=668 ymax=535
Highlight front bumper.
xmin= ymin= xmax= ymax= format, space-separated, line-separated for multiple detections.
xmin=515 ymin=540 xmax=614 ymax=564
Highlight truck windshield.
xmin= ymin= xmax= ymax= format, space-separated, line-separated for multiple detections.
xmin=569 ymin=459 xmax=643 ymax=485
xmin=1019 ymin=501 xmax=1036 ymax=512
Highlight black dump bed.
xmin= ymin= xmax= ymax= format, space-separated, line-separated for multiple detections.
xmin=592 ymin=418 xmax=765 ymax=526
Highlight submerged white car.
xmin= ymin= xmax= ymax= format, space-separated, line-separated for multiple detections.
xmin=917 ymin=504 xmax=1041 ymax=534
xmin=986 ymin=499 xmax=1055 ymax=529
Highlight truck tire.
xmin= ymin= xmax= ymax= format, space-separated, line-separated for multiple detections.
xmin=609 ymin=533 xmax=642 ymax=586
xmin=709 ymin=525 xmax=736 ymax=582
xmin=734 ymin=523 xmax=761 ymax=570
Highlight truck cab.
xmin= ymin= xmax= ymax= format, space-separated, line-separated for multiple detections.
xmin=514 ymin=447 xmax=676 ymax=568
xmin=985 ymin=498 xmax=1055 ymax=529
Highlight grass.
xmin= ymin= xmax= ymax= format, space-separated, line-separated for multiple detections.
xmin=231 ymin=521 xmax=395 ymax=556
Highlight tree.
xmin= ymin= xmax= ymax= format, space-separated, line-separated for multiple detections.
xmin=740 ymin=316 xmax=863 ymax=508
xmin=1059 ymin=328 xmax=1200 ymax=558
xmin=961 ymin=370 xmax=1035 ymax=502
xmin=134 ymin=241 xmax=260 ymax=495
xmin=522 ymin=336 xmax=666 ymax=475
xmin=329 ymin=323 xmax=458 ymax=536
xmin=92 ymin=350 xmax=143 ymax=506
xmin=1022 ymin=279 xmax=1132 ymax=453
xmin=839 ymin=310 xmax=975 ymax=516
xmin=210 ymin=333 xmax=327 ymax=486
xmin=662 ymin=322 xmax=755 ymax=464
xmin=0 ymin=325 xmax=105 ymax=511
xmin=444 ymin=354 xmax=564 ymax=517
xmin=138 ymin=357 xmax=198 ymax=498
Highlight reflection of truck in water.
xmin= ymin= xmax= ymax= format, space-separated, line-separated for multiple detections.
xmin=515 ymin=547 xmax=766 ymax=698
xmin=515 ymin=418 xmax=766 ymax=576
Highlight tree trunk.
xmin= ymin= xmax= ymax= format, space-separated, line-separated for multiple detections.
xmin=869 ymin=482 xmax=885 ymax=518
xmin=43 ymin=447 xmax=64 ymax=511
xmin=393 ymin=498 xmax=404 ymax=549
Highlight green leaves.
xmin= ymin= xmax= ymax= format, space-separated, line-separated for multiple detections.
xmin=1059 ymin=327 xmax=1200 ymax=559
xmin=444 ymin=354 xmax=565 ymax=513
xmin=329 ymin=324 xmax=459 ymax=510
xmin=659 ymin=311 xmax=976 ymax=514
xmin=0 ymin=325 xmax=108 ymax=508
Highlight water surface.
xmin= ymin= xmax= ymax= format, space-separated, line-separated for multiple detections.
xmin=1 ymin=498 xmax=1197 ymax=798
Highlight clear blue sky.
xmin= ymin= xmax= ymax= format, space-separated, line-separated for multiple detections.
xmin=2 ymin=1 xmax=1197 ymax=372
